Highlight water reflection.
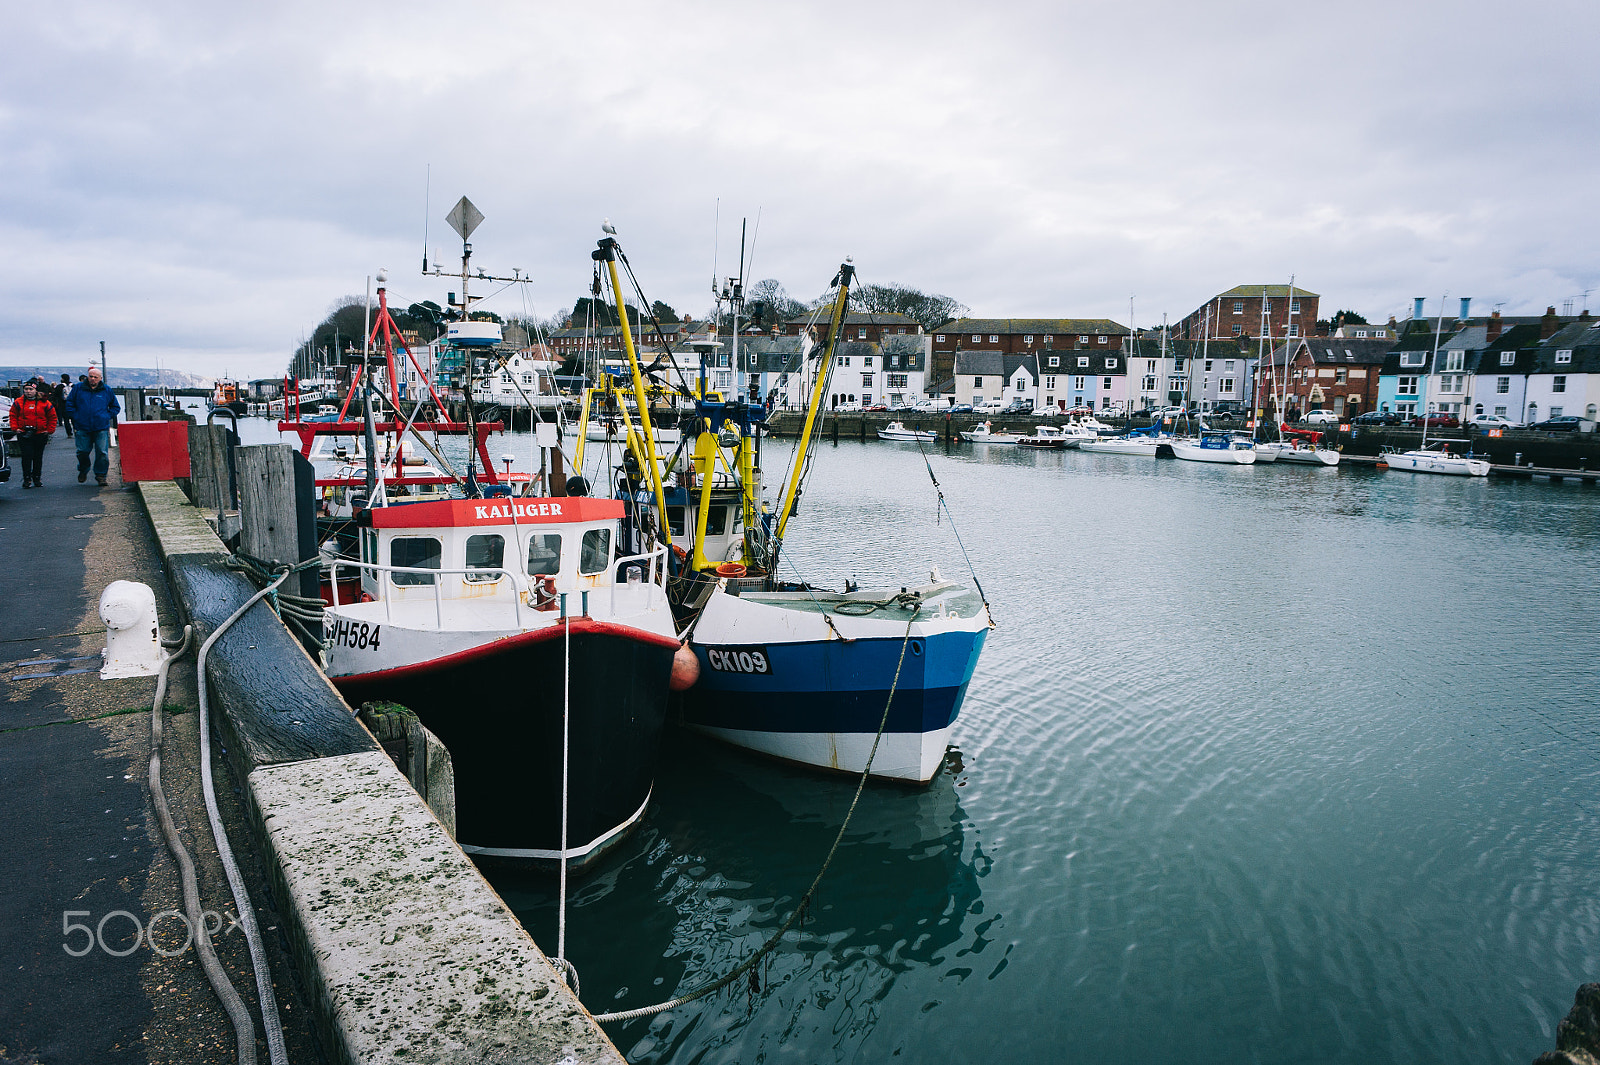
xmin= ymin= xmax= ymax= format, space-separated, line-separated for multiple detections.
xmin=489 ymin=728 xmax=987 ymax=1064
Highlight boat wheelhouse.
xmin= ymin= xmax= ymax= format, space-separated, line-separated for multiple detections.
xmin=322 ymin=495 xmax=679 ymax=866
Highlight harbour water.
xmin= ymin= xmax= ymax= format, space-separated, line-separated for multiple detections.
xmin=235 ymin=413 xmax=1599 ymax=1062
xmin=491 ymin=437 xmax=1600 ymax=1064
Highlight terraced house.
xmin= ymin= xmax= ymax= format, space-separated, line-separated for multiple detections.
xmin=929 ymin=318 xmax=1129 ymax=387
xmin=1177 ymin=284 xmax=1320 ymax=342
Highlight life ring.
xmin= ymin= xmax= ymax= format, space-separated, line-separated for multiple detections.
xmin=715 ymin=562 xmax=747 ymax=578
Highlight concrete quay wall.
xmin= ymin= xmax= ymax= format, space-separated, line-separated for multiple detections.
xmin=136 ymin=480 xmax=624 ymax=1064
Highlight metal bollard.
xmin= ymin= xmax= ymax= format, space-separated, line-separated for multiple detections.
xmin=99 ymin=580 xmax=161 ymax=678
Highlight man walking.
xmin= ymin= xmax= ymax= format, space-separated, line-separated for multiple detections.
xmin=9 ymin=378 xmax=58 ymax=488
xmin=66 ymin=365 xmax=120 ymax=486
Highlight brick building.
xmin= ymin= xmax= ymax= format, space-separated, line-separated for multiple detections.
xmin=1254 ymin=337 xmax=1392 ymax=420
xmin=782 ymin=312 xmax=922 ymax=345
xmin=1177 ymin=285 xmax=1320 ymax=343
xmin=928 ymin=318 xmax=1129 ymax=387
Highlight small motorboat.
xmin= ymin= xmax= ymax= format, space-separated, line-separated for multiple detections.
xmin=1381 ymin=446 xmax=1489 ymax=476
xmin=962 ymin=420 xmax=1021 ymax=444
xmin=1017 ymin=425 xmax=1071 ymax=449
xmin=877 ymin=420 xmax=938 ymax=442
xmin=1171 ymin=430 xmax=1258 ymax=464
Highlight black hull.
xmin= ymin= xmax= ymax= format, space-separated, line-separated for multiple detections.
xmin=333 ymin=626 xmax=675 ymax=867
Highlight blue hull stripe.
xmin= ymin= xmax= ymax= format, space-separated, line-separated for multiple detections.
xmin=683 ymin=628 xmax=987 ymax=734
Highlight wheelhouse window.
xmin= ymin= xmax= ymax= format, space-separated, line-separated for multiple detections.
xmin=464 ymin=534 xmax=505 ymax=582
xmin=526 ymin=533 xmax=563 ymax=576
xmin=579 ymin=529 xmax=611 ymax=575
xmin=390 ymin=537 xmax=441 ymax=586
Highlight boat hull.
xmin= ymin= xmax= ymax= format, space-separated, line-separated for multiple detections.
xmin=329 ymin=618 xmax=677 ymax=865
xmin=680 ymin=589 xmax=989 ymax=783
xmin=1383 ymin=451 xmax=1489 ymax=476
xmin=1080 ymin=439 xmax=1159 ymax=456
xmin=1170 ymin=440 xmax=1257 ymax=464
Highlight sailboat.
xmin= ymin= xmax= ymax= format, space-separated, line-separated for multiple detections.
xmin=581 ymin=240 xmax=992 ymax=783
xmin=1380 ymin=297 xmax=1488 ymax=477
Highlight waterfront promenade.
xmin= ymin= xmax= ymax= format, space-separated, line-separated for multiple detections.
xmin=0 ymin=442 xmax=322 ymax=1062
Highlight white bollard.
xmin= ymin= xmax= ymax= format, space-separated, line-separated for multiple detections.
xmin=100 ymin=580 xmax=161 ymax=679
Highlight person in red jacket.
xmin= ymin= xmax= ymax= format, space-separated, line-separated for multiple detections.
xmin=9 ymin=378 xmax=59 ymax=488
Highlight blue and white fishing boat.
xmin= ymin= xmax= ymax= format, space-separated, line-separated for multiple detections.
xmin=582 ymin=244 xmax=991 ymax=782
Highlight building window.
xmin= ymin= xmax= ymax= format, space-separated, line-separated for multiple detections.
xmin=1024 ymin=335 xmax=1034 ymax=344
xmin=1445 ymin=351 xmax=1464 ymax=371
xmin=858 ymin=327 xmax=868 ymax=340
xmin=1232 ymin=301 xmax=1243 ymax=314
xmin=1224 ymin=360 xmax=1235 ymax=373
xmin=1044 ymin=335 xmax=1053 ymax=343
xmin=887 ymin=373 xmax=908 ymax=387
xmin=1146 ymin=360 xmax=1156 ymax=372
xmin=861 ymin=373 xmax=874 ymax=387
xmin=1079 ymin=335 xmax=1089 ymax=344
xmin=936 ymin=334 xmax=945 ymax=342
xmin=1204 ymin=359 xmax=1213 ymax=372
xmin=973 ymin=377 xmax=983 ymax=388
xmin=1220 ymin=378 xmax=1235 ymax=395
xmin=1174 ymin=358 xmax=1185 ymax=372
xmin=1044 ymin=376 xmax=1056 ymax=389
xmin=1049 ymin=356 xmax=1059 ymax=367
xmin=1142 ymin=375 xmax=1157 ymax=391
xmin=1077 ymin=357 xmax=1089 ymax=368
xmin=1496 ymin=376 xmax=1510 ymax=394
xmin=1398 ymin=376 xmax=1418 ymax=395
xmin=1335 ymin=369 xmax=1347 ymax=384
xmin=1104 ymin=358 xmax=1116 ymax=369
xmin=1551 ymin=406 xmax=1564 ymax=417
xmin=1441 ymin=374 xmax=1464 ymax=394
xmin=1553 ymin=375 xmax=1566 ymax=393
xmin=1556 ymin=349 xmax=1572 ymax=363
xmin=864 ymin=355 xmax=874 ymax=368
xmin=1402 ymin=352 xmax=1425 ymax=367
xmin=1074 ymin=376 xmax=1086 ymax=390
xmin=1287 ymin=324 xmax=1299 ymax=337
xmin=1102 ymin=376 xmax=1113 ymax=389
xmin=838 ymin=356 xmax=850 ymax=367
xmin=989 ymin=335 xmax=999 ymax=343
xmin=1355 ymin=329 xmax=1367 ymax=337
xmin=1290 ymin=299 xmax=1301 ymax=314
xmin=972 ymin=334 xmax=981 ymax=343
xmin=1500 ymin=351 xmax=1515 ymax=365
xmin=1494 ymin=405 xmax=1508 ymax=417
xmin=1231 ymin=325 xmax=1243 ymax=336
xmin=1098 ymin=336 xmax=1107 ymax=344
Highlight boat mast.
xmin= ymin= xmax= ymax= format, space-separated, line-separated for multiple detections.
xmin=594 ymin=234 xmax=671 ymax=547
xmin=774 ymin=260 xmax=854 ymax=545
xmin=1423 ymin=292 xmax=1447 ymax=450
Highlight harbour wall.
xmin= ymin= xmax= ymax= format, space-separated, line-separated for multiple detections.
xmin=136 ymin=480 xmax=624 ymax=1064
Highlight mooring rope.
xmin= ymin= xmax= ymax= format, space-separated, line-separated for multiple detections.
xmin=591 ymin=603 xmax=921 ymax=1025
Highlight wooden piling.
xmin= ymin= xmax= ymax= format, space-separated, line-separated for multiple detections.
xmin=235 ymin=444 xmax=319 ymax=600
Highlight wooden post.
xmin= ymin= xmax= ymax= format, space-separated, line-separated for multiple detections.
xmin=236 ymin=444 xmax=318 ymax=599
xmin=187 ymin=423 xmax=240 ymax=542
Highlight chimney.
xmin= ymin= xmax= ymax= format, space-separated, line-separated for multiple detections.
xmin=1458 ymin=297 xmax=1471 ymax=323
xmin=1486 ymin=310 xmax=1503 ymax=342
xmin=1413 ymin=297 xmax=1426 ymax=320
xmin=1541 ymin=305 xmax=1560 ymax=339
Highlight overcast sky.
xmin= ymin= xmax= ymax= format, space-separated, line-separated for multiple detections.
xmin=3 ymin=0 xmax=1596 ymax=379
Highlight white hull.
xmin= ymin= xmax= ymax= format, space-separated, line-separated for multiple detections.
xmin=1170 ymin=440 xmax=1257 ymax=464
xmin=1382 ymin=451 xmax=1490 ymax=476
xmin=687 ymin=723 xmax=954 ymax=782
xmin=1251 ymin=445 xmax=1279 ymax=463
xmin=1275 ymin=447 xmax=1340 ymax=466
xmin=963 ymin=432 xmax=1021 ymax=444
xmin=1080 ymin=438 xmax=1159 ymax=456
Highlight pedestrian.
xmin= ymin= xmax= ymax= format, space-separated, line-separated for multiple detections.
xmin=9 ymin=378 xmax=59 ymax=488
xmin=52 ymin=373 xmax=73 ymax=434
xmin=66 ymin=365 xmax=120 ymax=486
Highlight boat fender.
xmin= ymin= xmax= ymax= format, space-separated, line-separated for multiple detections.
xmin=669 ymin=641 xmax=700 ymax=691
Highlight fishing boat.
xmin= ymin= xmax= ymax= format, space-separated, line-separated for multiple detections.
xmin=577 ymin=240 xmax=991 ymax=782
xmin=962 ymin=421 xmax=1021 ymax=444
xmin=1017 ymin=424 xmax=1072 ymax=449
xmin=878 ymin=420 xmax=938 ymax=442
xmin=320 ymin=496 xmax=680 ymax=864
xmin=1171 ymin=430 xmax=1258 ymax=464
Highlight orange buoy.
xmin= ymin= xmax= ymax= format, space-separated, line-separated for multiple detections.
xmin=669 ymin=642 xmax=701 ymax=691
xmin=715 ymin=562 xmax=747 ymax=578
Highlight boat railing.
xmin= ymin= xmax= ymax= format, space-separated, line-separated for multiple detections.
xmin=326 ymin=558 xmax=526 ymax=630
xmin=608 ymin=545 xmax=670 ymax=619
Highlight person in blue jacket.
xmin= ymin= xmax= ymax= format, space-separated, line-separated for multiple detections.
xmin=66 ymin=365 xmax=121 ymax=486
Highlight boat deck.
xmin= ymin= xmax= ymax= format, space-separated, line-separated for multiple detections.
xmin=738 ymin=583 xmax=987 ymax=619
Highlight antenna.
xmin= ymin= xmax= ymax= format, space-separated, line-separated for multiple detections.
xmin=422 ymin=163 xmax=430 ymax=274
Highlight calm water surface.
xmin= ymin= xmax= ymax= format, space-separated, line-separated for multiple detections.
xmin=250 ymin=413 xmax=1600 ymax=1063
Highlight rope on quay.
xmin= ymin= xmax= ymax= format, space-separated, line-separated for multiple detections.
xmin=590 ymin=604 xmax=921 ymax=1025
xmin=147 ymin=625 xmax=264 ymax=1065
xmin=194 ymin=564 xmax=313 ymax=1065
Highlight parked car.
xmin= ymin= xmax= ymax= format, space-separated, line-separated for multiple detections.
xmin=947 ymin=403 xmax=974 ymax=414
xmin=1000 ymin=400 xmax=1032 ymax=414
xmin=1100 ymin=405 xmax=1127 ymax=418
xmin=1064 ymin=405 xmax=1094 ymax=416
xmin=864 ymin=403 xmax=888 ymax=412
xmin=1353 ymin=410 xmax=1403 ymax=426
xmin=1303 ymin=409 xmax=1341 ymax=426
xmin=1411 ymin=412 xmax=1460 ymax=429
xmin=1527 ymin=416 xmax=1583 ymax=432
xmin=1468 ymin=414 xmax=1520 ymax=429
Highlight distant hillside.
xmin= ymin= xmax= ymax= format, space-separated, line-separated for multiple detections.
xmin=0 ymin=365 xmax=214 ymax=390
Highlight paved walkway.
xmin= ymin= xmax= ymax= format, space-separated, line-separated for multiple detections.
xmin=0 ymin=440 xmax=322 ymax=1064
